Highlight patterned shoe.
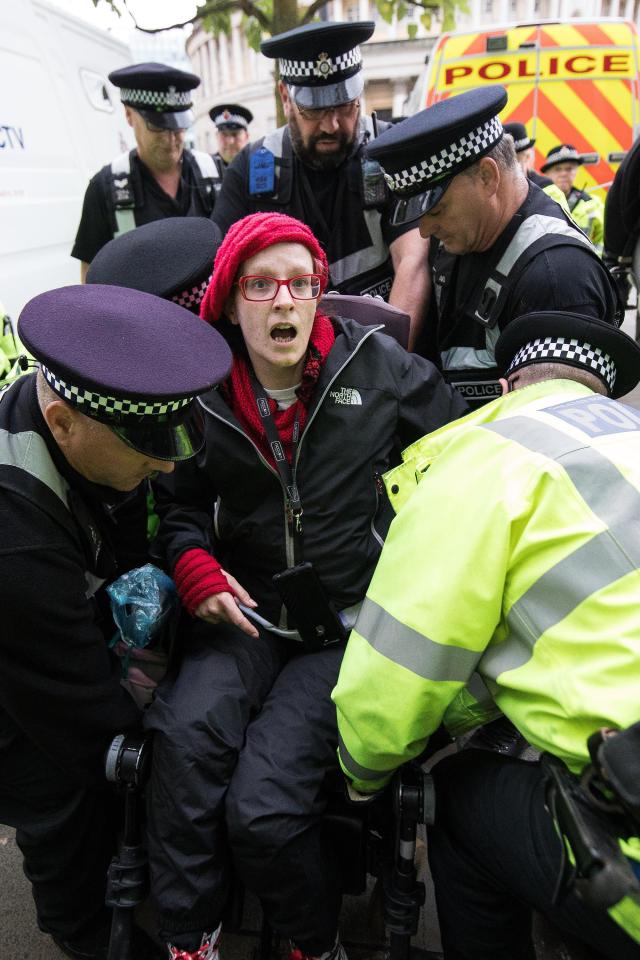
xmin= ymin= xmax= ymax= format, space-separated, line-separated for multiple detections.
xmin=167 ymin=924 xmax=221 ymax=960
xmin=289 ymin=939 xmax=348 ymax=960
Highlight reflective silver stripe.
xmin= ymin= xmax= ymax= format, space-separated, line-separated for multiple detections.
xmin=0 ymin=428 xmax=69 ymax=506
xmin=262 ymin=126 xmax=286 ymax=159
xmin=110 ymin=151 xmax=135 ymax=237
xmin=114 ymin=209 xmax=136 ymax=237
xmin=338 ymin=730 xmax=395 ymax=781
xmin=329 ymin=209 xmax=388 ymax=286
xmin=466 ymin=670 xmax=494 ymax=708
xmin=191 ymin=149 xmax=217 ymax=180
xmin=355 ymin=597 xmax=479 ymax=682
xmin=443 ymin=215 xmax=589 ymax=371
xmin=478 ymin=415 xmax=640 ymax=679
xmin=495 ymin=213 xmax=592 ymax=276
xmin=441 ymin=324 xmax=501 ymax=371
xmin=110 ymin=151 xmax=130 ymax=177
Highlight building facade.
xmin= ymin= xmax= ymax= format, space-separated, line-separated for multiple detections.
xmin=185 ymin=0 xmax=640 ymax=148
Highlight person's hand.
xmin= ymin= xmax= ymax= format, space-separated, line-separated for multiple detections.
xmin=195 ymin=571 xmax=259 ymax=638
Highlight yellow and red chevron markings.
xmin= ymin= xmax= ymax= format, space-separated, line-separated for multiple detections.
xmin=424 ymin=20 xmax=640 ymax=198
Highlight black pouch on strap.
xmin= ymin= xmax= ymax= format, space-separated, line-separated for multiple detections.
xmin=273 ymin=561 xmax=348 ymax=653
xmin=589 ymin=723 xmax=640 ymax=827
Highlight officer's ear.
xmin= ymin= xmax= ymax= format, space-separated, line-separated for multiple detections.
xmin=477 ymin=157 xmax=500 ymax=198
xmin=279 ymin=81 xmax=293 ymax=119
xmin=124 ymin=105 xmax=135 ymax=129
xmin=42 ymin=400 xmax=80 ymax=448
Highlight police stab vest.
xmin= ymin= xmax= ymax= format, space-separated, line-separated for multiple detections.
xmin=245 ymin=121 xmax=396 ymax=299
xmin=434 ymin=191 xmax=613 ymax=407
xmin=0 ymin=377 xmax=117 ymax=594
xmin=109 ymin=149 xmax=221 ymax=237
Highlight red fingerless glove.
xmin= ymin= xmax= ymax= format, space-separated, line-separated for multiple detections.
xmin=173 ymin=548 xmax=234 ymax=616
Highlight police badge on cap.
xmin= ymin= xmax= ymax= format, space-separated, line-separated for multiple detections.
xmin=109 ymin=62 xmax=200 ymax=130
xmin=18 ymin=285 xmax=232 ymax=461
xmin=261 ymin=21 xmax=374 ymax=109
xmin=366 ymin=85 xmax=508 ymax=224
xmin=209 ymin=103 xmax=253 ymax=131
xmin=541 ymin=144 xmax=584 ymax=173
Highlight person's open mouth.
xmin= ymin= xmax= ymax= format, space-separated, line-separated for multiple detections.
xmin=270 ymin=324 xmax=297 ymax=343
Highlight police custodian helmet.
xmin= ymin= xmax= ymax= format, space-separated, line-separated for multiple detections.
xmin=18 ymin=285 xmax=232 ymax=460
xmin=261 ymin=21 xmax=374 ymax=109
xmin=109 ymin=62 xmax=200 ymax=130
xmin=367 ymin=85 xmax=508 ymax=224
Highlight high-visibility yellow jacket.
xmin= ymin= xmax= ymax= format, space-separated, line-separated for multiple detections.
xmin=567 ymin=187 xmax=605 ymax=254
xmin=333 ymin=378 xmax=640 ymax=939
xmin=334 ymin=378 xmax=640 ymax=784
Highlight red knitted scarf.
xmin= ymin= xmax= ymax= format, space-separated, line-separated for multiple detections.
xmin=224 ymin=312 xmax=335 ymax=467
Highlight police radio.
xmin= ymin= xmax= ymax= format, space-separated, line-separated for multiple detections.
xmin=360 ymin=110 xmax=389 ymax=209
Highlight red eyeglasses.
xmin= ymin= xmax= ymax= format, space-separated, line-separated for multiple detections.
xmin=236 ymin=275 xmax=322 ymax=302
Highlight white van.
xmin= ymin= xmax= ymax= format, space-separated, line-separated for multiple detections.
xmin=0 ymin=0 xmax=133 ymax=320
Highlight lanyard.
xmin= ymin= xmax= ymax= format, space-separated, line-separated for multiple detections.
xmin=250 ymin=376 xmax=304 ymax=556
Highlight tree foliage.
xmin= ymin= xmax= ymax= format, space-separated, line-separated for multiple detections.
xmin=93 ymin=0 xmax=466 ymax=50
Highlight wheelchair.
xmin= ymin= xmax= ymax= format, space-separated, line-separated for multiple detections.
xmin=103 ymin=731 xmax=440 ymax=960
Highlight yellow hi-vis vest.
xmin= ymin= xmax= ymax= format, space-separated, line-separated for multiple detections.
xmin=333 ymin=379 xmax=640 ymax=938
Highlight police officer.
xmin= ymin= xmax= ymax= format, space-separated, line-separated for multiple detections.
xmin=209 ymin=103 xmax=253 ymax=176
xmin=503 ymin=121 xmax=569 ymax=216
xmin=542 ymin=143 xmax=605 ymax=252
xmin=366 ymin=86 xmax=618 ymax=408
xmin=72 ymin=63 xmax=221 ymax=280
xmin=604 ymin=134 xmax=640 ymax=339
xmin=213 ymin=22 xmax=430 ymax=349
xmin=0 ymin=285 xmax=231 ymax=960
xmin=334 ymin=309 xmax=640 ymax=960
xmin=87 ymin=216 xmax=222 ymax=313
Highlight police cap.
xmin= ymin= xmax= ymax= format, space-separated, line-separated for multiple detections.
xmin=496 ymin=311 xmax=640 ymax=399
xmin=209 ymin=103 xmax=253 ymax=130
xmin=541 ymin=143 xmax=584 ymax=173
xmin=366 ymin=85 xmax=508 ymax=224
xmin=18 ymin=285 xmax=232 ymax=460
xmin=109 ymin=62 xmax=200 ymax=130
xmin=261 ymin=21 xmax=374 ymax=109
xmin=86 ymin=218 xmax=222 ymax=313
xmin=503 ymin=121 xmax=535 ymax=153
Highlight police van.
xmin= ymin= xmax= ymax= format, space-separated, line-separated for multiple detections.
xmin=407 ymin=18 xmax=640 ymax=201
xmin=0 ymin=0 xmax=133 ymax=321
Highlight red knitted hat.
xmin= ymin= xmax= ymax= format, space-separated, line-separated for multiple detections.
xmin=200 ymin=212 xmax=329 ymax=324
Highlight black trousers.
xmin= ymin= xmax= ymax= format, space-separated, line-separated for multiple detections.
xmin=144 ymin=621 xmax=345 ymax=954
xmin=428 ymin=750 xmax=640 ymax=960
xmin=0 ymin=723 xmax=120 ymax=941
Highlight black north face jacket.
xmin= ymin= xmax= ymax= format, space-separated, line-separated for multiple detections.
xmin=154 ymin=317 xmax=467 ymax=623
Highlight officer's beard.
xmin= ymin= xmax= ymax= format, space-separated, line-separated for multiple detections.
xmin=289 ymin=109 xmax=359 ymax=172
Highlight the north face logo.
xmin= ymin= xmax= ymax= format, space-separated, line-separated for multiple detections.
xmin=329 ymin=387 xmax=362 ymax=405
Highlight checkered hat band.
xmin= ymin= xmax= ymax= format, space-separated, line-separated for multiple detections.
xmin=506 ymin=338 xmax=617 ymax=392
xmin=171 ymin=277 xmax=211 ymax=310
xmin=215 ymin=113 xmax=247 ymax=127
xmin=119 ymin=87 xmax=192 ymax=110
xmin=548 ymin=147 xmax=580 ymax=163
xmin=385 ymin=116 xmax=504 ymax=194
xmin=279 ymin=46 xmax=361 ymax=81
xmin=513 ymin=137 xmax=529 ymax=151
xmin=41 ymin=366 xmax=194 ymax=417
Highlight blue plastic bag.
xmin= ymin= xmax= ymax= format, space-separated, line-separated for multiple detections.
xmin=107 ymin=564 xmax=180 ymax=705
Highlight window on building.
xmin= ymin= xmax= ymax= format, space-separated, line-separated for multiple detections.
xmin=482 ymin=0 xmax=493 ymax=14
xmin=601 ymin=0 xmax=612 ymax=13
xmin=345 ymin=1 xmax=360 ymax=20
